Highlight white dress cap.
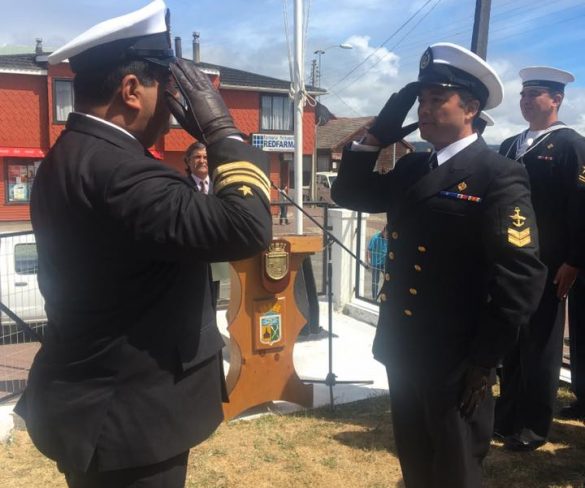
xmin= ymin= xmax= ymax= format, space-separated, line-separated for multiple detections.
xmin=418 ymin=42 xmax=504 ymax=110
xmin=479 ymin=111 xmax=494 ymax=127
xmin=48 ymin=0 xmax=170 ymax=68
xmin=519 ymin=66 xmax=575 ymax=92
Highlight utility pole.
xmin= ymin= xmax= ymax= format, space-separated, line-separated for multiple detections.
xmin=470 ymin=0 xmax=492 ymax=59
xmin=293 ymin=0 xmax=304 ymax=234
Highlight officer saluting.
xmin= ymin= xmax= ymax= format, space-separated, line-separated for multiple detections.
xmin=496 ymin=67 xmax=585 ymax=450
xmin=15 ymin=1 xmax=272 ymax=487
xmin=332 ymin=43 xmax=546 ymax=488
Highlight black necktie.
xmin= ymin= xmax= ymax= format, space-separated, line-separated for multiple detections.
xmin=429 ymin=152 xmax=438 ymax=170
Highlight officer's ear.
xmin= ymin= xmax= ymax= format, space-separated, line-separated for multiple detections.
xmin=119 ymin=74 xmax=143 ymax=111
xmin=551 ymin=91 xmax=564 ymax=111
xmin=464 ymin=98 xmax=480 ymax=123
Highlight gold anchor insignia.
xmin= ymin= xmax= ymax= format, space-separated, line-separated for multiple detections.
xmin=457 ymin=181 xmax=467 ymax=192
xmin=547 ymin=143 xmax=554 ymax=149
xmin=509 ymin=207 xmax=526 ymax=228
xmin=238 ymin=185 xmax=253 ymax=197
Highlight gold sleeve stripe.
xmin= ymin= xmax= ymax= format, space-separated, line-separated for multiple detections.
xmin=214 ymin=175 xmax=271 ymax=201
xmin=213 ymin=161 xmax=271 ymax=188
xmin=216 ymin=168 xmax=271 ymax=192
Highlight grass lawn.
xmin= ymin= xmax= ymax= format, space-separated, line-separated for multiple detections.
xmin=0 ymin=387 xmax=583 ymax=487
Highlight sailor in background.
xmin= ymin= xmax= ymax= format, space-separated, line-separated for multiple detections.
xmin=332 ymin=43 xmax=546 ymax=487
xmin=496 ymin=67 xmax=585 ymax=450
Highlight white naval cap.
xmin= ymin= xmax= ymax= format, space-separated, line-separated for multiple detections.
xmin=416 ymin=42 xmax=504 ymax=110
xmin=479 ymin=111 xmax=494 ymax=127
xmin=519 ymin=66 xmax=575 ymax=92
xmin=473 ymin=110 xmax=494 ymax=135
xmin=48 ymin=0 xmax=174 ymax=73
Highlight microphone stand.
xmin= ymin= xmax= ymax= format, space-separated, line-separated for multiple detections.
xmin=272 ymin=183 xmax=373 ymax=410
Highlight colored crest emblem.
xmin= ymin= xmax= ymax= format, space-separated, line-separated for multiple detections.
xmin=420 ymin=48 xmax=432 ymax=70
xmin=259 ymin=311 xmax=282 ymax=346
xmin=265 ymin=241 xmax=289 ymax=281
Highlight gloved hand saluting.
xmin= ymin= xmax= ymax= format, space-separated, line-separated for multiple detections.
xmin=459 ymin=365 xmax=490 ymax=421
xmin=368 ymin=82 xmax=419 ymax=147
xmin=166 ymin=58 xmax=241 ymax=145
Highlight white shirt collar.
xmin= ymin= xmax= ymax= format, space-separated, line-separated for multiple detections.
xmin=75 ymin=112 xmax=137 ymax=141
xmin=435 ymin=133 xmax=478 ymax=166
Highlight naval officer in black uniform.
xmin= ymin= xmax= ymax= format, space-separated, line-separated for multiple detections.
xmin=15 ymin=1 xmax=272 ymax=487
xmin=495 ymin=67 xmax=585 ymax=450
xmin=332 ymin=43 xmax=547 ymax=488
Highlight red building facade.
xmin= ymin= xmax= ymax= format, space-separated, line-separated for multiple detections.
xmin=0 ymin=53 xmax=320 ymax=222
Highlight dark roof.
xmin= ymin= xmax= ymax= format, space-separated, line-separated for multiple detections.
xmin=316 ymin=117 xmax=374 ymax=150
xmin=0 ymin=53 xmax=47 ymax=72
xmin=0 ymin=53 xmax=324 ymax=94
xmin=196 ymin=60 xmax=323 ymax=93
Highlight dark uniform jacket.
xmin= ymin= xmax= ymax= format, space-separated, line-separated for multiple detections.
xmin=15 ymin=113 xmax=272 ymax=472
xmin=332 ymin=137 xmax=547 ymax=384
xmin=500 ymin=127 xmax=585 ymax=271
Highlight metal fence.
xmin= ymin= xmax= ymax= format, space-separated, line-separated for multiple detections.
xmin=0 ymin=231 xmax=45 ymax=403
xmin=355 ymin=211 xmax=388 ymax=304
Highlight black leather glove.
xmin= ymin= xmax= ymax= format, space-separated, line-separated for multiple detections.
xmin=459 ymin=365 xmax=490 ymax=421
xmin=368 ymin=82 xmax=419 ymax=147
xmin=166 ymin=58 xmax=241 ymax=145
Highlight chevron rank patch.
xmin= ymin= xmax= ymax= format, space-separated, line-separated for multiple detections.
xmin=578 ymin=164 xmax=585 ymax=186
xmin=505 ymin=206 xmax=533 ymax=248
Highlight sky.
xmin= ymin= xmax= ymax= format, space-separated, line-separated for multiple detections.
xmin=1 ymin=0 xmax=585 ymax=144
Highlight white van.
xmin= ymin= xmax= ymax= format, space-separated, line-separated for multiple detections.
xmin=0 ymin=232 xmax=46 ymax=340
xmin=315 ymin=171 xmax=337 ymax=203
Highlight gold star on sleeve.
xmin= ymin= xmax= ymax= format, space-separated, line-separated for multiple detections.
xmin=238 ymin=185 xmax=254 ymax=197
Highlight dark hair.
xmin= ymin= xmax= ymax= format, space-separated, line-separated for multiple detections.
xmin=454 ymin=87 xmax=482 ymax=123
xmin=73 ymin=60 xmax=167 ymax=106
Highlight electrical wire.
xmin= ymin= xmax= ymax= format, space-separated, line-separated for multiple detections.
xmin=327 ymin=0 xmax=434 ymax=91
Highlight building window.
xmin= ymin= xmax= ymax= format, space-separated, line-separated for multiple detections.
xmin=54 ymin=79 xmax=74 ymax=123
xmin=261 ymin=95 xmax=293 ymax=131
xmin=5 ymin=159 xmax=41 ymax=203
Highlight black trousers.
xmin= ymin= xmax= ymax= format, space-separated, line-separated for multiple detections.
xmin=495 ymin=278 xmax=565 ymax=437
xmin=569 ymin=275 xmax=585 ymax=402
xmin=387 ymin=369 xmax=494 ymax=488
xmin=63 ymin=451 xmax=189 ymax=488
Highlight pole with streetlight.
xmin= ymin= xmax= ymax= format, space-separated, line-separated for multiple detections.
xmin=311 ymin=43 xmax=352 ymax=88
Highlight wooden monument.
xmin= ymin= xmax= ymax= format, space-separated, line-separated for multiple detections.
xmin=223 ymin=234 xmax=321 ymax=420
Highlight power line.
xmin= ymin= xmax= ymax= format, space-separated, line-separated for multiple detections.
xmin=327 ymin=0 xmax=434 ymax=91
xmin=332 ymin=0 xmax=443 ymax=96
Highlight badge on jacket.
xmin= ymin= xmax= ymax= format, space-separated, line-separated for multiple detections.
xmin=579 ymin=164 xmax=585 ymax=186
xmin=506 ymin=206 xmax=532 ymax=248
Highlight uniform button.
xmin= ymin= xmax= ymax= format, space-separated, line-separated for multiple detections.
xmin=409 ymin=288 xmax=418 ymax=295
xmin=391 ymin=231 xmax=399 ymax=239
xmin=414 ymin=264 xmax=422 ymax=272
xmin=389 ymin=252 xmax=395 ymax=260
xmin=418 ymin=245 xmax=427 ymax=253
xmin=385 ymin=273 xmax=390 ymax=281
xmin=380 ymin=293 xmax=387 ymax=302
xmin=404 ymin=309 xmax=413 ymax=317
